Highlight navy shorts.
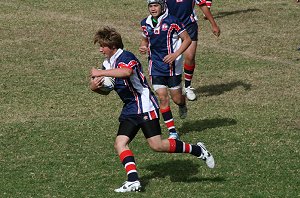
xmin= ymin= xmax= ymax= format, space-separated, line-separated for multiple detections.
xmin=117 ymin=109 xmax=162 ymax=140
xmin=185 ymin=23 xmax=198 ymax=41
xmin=151 ymin=75 xmax=182 ymax=91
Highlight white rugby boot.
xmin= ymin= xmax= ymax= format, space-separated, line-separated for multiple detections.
xmin=114 ymin=181 xmax=141 ymax=193
xmin=197 ymin=142 xmax=215 ymax=169
xmin=184 ymin=86 xmax=197 ymax=101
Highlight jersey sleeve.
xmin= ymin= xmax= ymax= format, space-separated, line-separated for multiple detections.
xmin=195 ymin=0 xmax=208 ymax=6
xmin=173 ymin=17 xmax=186 ymax=35
xmin=206 ymin=0 xmax=212 ymax=8
xmin=117 ymin=55 xmax=138 ymax=71
xmin=141 ymin=19 xmax=148 ymax=38
xmin=118 ymin=60 xmax=137 ymax=70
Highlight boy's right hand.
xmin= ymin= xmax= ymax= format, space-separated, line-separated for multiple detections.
xmin=212 ymin=25 xmax=220 ymax=37
xmin=90 ymin=76 xmax=104 ymax=91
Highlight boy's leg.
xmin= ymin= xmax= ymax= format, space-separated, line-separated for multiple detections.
xmin=153 ymin=83 xmax=179 ymax=139
xmin=141 ymin=117 xmax=214 ymax=168
xmin=183 ymin=41 xmax=197 ymax=101
xmin=169 ymin=87 xmax=187 ymax=119
xmin=114 ymin=121 xmax=141 ymax=192
xmin=167 ymin=75 xmax=187 ymax=119
xmin=146 ymin=135 xmax=215 ymax=169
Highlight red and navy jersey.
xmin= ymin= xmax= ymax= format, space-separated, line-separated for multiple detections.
xmin=166 ymin=0 xmax=209 ymax=27
xmin=141 ymin=11 xmax=185 ymax=76
xmin=102 ymin=49 xmax=159 ymax=117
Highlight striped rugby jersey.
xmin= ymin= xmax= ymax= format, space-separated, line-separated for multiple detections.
xmin=141 ymin=10 xmax=185 ymax=76
xmin=102 ymin=49 xmax=159 ymax=117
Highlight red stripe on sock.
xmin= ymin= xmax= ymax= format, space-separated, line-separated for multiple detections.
xmin=184 ymin=64 xmax=195 ymax=71
xmin=160 ymin=106 xmax=171 ymax=113
xmin=185 ymin=143 xmax=191 ymax=153
xmin=168 ymin=139 xmax=176 ymax=153
xmin=166 ymin=120 xmax=175 ymax=129
xmin=184 ymin=74 xmax=193 ymax=80
xmin=119 ymin=150 xmax=134 ymax=162
xmin=125 ymin=163 xmax=137 ymax=173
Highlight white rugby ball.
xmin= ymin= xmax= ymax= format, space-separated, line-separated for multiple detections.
xmin=99 ymin=76 xmax=115 ymax=93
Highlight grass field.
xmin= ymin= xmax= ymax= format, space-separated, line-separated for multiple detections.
xmin=1 ymin=0 xmax=299 ymax=197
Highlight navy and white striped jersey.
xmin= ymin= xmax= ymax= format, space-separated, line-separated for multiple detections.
xmin=141 ymin=10 xmax=185 ymax=77
xmin=102 ymin=49 xmax=159 ymax=117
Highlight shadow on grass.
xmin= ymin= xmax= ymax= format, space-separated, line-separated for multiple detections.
xmin=196 ymin=80 xmax=251 ymax=96
xmin=140 ymin=159 xmax=225 ymax=191
xmin=213 ymin=8 xmax=261 ymax=19
xmin=178 ymin=118 xmax=237 ymax=135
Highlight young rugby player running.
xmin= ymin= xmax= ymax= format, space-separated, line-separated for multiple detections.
xmin=90 ymin=26 xmax=215 ymax=193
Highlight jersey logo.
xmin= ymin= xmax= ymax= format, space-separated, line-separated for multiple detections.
xmin=176 ymin=0 xmax=183 ymax=2
xmin=162 ymin=23 xmax=169 ymax=31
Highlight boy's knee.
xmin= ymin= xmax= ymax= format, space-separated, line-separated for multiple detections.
xmin=158 ymin=95 xmax=169 ymax=102
xmin=114 ymin=141 xmax=125 ymax=151
xmin=172 ymin=94 xmax=185 ymax=105
xmin=149 ymin=143 xmax=163 ymax=152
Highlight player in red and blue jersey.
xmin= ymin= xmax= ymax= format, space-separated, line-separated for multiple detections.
xmin=140 ymin=0 xmax=192 ymax=140
xmin=90 ymin=26 xmax=215 ymax=193
xmin=166 ymin=0 xmax=220 ymax=101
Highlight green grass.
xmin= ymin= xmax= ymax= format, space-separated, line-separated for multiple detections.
xmin=1 ymin=0 xmax=299 ymax=197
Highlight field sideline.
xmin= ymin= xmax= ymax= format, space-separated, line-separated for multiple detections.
xmin=0 ymin=0 xmax=299 ymax=197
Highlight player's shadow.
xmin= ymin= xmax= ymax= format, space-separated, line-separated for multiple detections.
xmin=140 ymin=159 xmax=225 ymax=191
xmin=178 ymin=118 xmax=237 ymax=135
xmin=213 ymin=8 xmax=261 ymax=19
xmin=196 ymin=80 xmax=251 ymax=97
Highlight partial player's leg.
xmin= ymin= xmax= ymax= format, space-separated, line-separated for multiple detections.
xmin=183 ymin=41 xmax=198 ymax=101
xmin=114 ymin=120 xmax=142 ymax=193
xmin=169 ymin=87 xmax=187 ymax=119
xmin=141 ymin=119 xmax=215 ymax=168
xmin=168 ymin=74 xmax=188 ymax=119
xmin=152 ymin=76 xmax=179 ymax=139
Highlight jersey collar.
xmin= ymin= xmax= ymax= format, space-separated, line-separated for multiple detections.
xmin=109 ymin=48 xmax=123 ymax=68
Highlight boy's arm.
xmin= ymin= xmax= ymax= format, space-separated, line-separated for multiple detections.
xmin=91 ymin=67 xmax=133 ymax=78
xmin=199 ymin=5 xmax=220 ymax=37
xmin=163 ymin=30 xmax=192 ymax=65
xmin=139 ymin=37 xmax=149 ymax=54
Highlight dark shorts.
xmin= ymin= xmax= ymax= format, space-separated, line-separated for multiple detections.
xmin=185 ymin=23 xmax=198 ymax=41
xmin=151 ymin=75 xmax=182 ymax=90
xmin=117 ymin=109 xmax=162 ymax=140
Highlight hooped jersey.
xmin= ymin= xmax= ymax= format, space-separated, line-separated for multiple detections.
xmin=102 ymin=49 xmax=159 ymax=117
xmin=141 ymin=10 xmax=185 ymax=77
xmin=166 ymin=0 xmax=209 ymax=27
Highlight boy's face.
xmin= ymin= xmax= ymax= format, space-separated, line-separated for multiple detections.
xmin=148 ymin=3 xmax=162 ymax=18
xmin=99 ymin=45 xmax=116 ymax=59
